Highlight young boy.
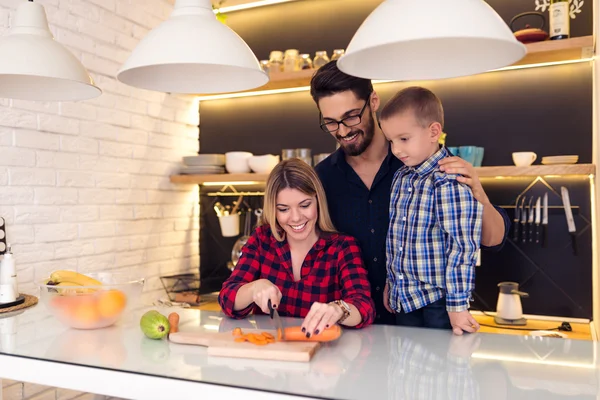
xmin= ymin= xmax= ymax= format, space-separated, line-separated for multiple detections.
xmin=380 ymin=86 xmax=482 ymax=335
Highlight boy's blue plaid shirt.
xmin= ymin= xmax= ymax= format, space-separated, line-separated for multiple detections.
xmin=386 ymin=147 xmax=482 ymax=313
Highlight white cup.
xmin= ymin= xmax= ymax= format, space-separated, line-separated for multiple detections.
xmin=218 ymin=214 xmax=240 ymax=237
xmin=512 ymin=152 xmax=537 ymax=167
xmin=0 ymin=284 xmax=16 ymax=303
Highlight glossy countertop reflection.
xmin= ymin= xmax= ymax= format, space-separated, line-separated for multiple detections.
xmin=0 ymin=305 xmax=598 ymax=400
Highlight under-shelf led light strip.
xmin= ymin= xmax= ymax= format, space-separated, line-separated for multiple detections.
xmin=215 ymin=0 xmax=300 ymax=13
xmin=196 ymin=57 xmax=594 ymax=101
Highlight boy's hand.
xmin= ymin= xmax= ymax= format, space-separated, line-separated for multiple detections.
xmin=383 ymin=282 xmax=395 ymax=314
xmin=448 ymin=310 xmax=480 ymax=335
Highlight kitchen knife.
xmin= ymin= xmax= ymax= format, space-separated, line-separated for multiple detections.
xmin=542 ymin=193 xmax=548 ymax=248
xmin=520 ymin=196 xmax=527 ymax=244
xmin=527 ymin=197 xmax=534 ymax=243
xmin=513 ymin=196 xmax=521 ymax=242
xmin=535 ymin=197 xmax=541 ymax=244
xmin=268 ymin=299 xmax=285 ymax=341
xmin=560 ymin=187 xmax=577 ymax=255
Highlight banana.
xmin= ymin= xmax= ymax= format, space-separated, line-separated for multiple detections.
xmin=54 ymin=281 xmax=95 ymax=295
xmin=50 ymin=270 xmax=102 ymax=286
xmin=55 ymin=281 xmax=84 ymax=287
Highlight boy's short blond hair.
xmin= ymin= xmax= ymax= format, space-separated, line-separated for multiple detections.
xmin=380 ymin=86 xmax=444 ymax=129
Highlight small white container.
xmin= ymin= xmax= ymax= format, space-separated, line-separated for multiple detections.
xmin=0 ymin=284 xmax=16 ymax=304
xmin=225 ymin=152 xmax=253 ymax=173
xmin=0 ymin=245 xmax=17 ymax=298
xmin=219 ymin=214 xmax=240 ymax=237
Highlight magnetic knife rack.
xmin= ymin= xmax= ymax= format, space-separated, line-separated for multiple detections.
xmin=204 ymin=184 xmax=265 ymax=198
xmin=503 ymin=176 xmax=580 ymax=214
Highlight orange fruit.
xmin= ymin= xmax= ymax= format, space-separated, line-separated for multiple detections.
xmin=96 ymin=289 xmax=127 ymax=318
xmin=73 ymin=301 xmax=101 ymax=325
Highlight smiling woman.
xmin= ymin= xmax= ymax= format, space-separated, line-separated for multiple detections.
xmin=218 ymin=158 xmax=376 ymax=336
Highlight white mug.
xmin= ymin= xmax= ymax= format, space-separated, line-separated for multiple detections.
xmin=0 ymin=284 xmax=16 ymax=304
xmin=512 ymin=152 xmax=537 ymax=167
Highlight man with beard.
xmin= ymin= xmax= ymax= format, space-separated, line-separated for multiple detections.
xmin=311 ymin=61 xmax=510 ymax=325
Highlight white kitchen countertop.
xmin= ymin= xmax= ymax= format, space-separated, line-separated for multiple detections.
xmin=0 ymin=303 xmax=597 ymax=400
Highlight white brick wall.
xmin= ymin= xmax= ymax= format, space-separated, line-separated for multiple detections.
xmin=0 ymin=0 xmax=200 ymax=304
xmin=0 ymin=1 xmax=200 ymax=396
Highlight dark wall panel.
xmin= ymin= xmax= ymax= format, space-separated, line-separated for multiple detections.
xmin=200 ymin=62 xmax=593 ymax=165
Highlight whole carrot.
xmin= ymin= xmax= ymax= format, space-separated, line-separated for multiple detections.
xmin=283 ymin=324 xmax=342 ymax=342
xmin=168 ymin=312 xmax=180 ymax=335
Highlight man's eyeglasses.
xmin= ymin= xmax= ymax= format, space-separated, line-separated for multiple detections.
xmin=319 ymin=95 xmax=371 ymax=133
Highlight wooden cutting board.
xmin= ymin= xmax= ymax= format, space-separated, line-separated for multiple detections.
xmin=169 ymin=329 xmax=321 ymax=362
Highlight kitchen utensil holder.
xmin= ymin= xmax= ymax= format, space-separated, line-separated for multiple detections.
xmin=219 ymin=213 xmax=240 ymax=237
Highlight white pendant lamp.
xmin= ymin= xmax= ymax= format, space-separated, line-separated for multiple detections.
xmin=117 ymin=0 xmax=268 ymax=94
xmin=337 ymin=0 xmax=527 ymax=81
xmin=0 ymin=0 xmax=101 ymax=101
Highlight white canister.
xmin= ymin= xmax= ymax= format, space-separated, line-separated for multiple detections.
xmin=0 ymin=245 xmax=17 ymax=298
xmin=0 ymin=284 xmax=16 ymax=304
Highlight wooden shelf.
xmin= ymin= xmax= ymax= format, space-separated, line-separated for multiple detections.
xmin=196 ymin=36 xmax=594 ymax=99
xmin=477 ymin=164 xmax=595 ymax=177
xmin=170 ymin=173 xmax=269 ymax=184
xmin=170 ymin=164 xmax=595 ymax=185
xmin=511 ymin=35 xmax=594 ymax=67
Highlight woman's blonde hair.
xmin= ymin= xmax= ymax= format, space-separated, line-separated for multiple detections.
xmin=259 ymin=158 xmax=337 ymax=241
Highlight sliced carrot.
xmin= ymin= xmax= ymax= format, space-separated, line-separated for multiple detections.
xmin=283 ymin=324 xmax=342 ymax=342
xmin=232 ymin=327 xmax=243 ymax=337
xmin=261 ymin=332 xmax=274 ymax=339
xmin=231 ymin=328 xmax=281 ymax=346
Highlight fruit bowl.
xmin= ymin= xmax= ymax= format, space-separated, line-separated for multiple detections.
xmin=39 ymin=271 xmax=145 ymax=330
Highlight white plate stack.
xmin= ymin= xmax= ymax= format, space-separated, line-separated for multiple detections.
xmin=541 ymin=155 xmax=579 ymax=165
xmin=180 ymin=154 xmax=226 ymax=174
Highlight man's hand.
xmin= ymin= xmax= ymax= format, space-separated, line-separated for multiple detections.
xmin=448 ymin=310 xmax=480 ymax=335
xmin=438 ymin=156 xmax=489 ymax=205
xmin=383 ymin=282 xmax=395 ymax=314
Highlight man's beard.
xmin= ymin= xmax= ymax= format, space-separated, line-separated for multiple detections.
xmin=336 ymin=112 xmax=375 ymax=157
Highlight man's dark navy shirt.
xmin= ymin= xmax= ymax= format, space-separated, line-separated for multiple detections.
xmin=315 ymin=146 xmax=510 ymax=325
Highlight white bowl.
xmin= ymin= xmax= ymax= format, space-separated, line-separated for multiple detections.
xmin=248 ymin=154 xmax=280 ymax=174
xmin=225 ymin=152 xmax=253 ymax=173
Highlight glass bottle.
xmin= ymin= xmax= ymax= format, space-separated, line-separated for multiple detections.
xmin=313 ymin=51 xmax=330 ymax=68
xmin=283 ymin=49 xmax=299 ymax=73
xmin=299 ymin=54 xmax=313 ymax=70
xmin=331 ymin=49 xmax=345 ymax=61
xmin=269 ymin=51 xmax=284 ymax=73
xmin=549 ymin=0 xmax=570 ymax=40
